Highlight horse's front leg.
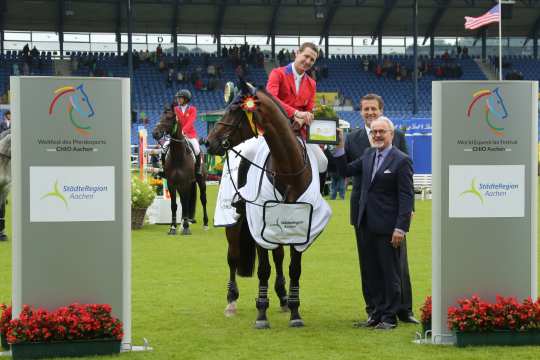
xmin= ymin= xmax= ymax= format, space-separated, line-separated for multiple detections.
xmin=288 ymin=247 xmax=304 ymax=327
xmin=224 ymin=227 xmax=240 ymax=317
xmin=180 ymin=191 xmax=192 ymax=235
xmin=197 ymin=174 xmax=209 ymax=230
xmin=272 ymin=246 xmax=288 ymax=311
xmin=168 ymin=188 xmax=177 ymax=235
xmin=255 ymin=246 xmax=271 ymax=329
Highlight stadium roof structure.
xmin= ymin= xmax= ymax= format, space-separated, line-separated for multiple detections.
xmin=2 ymin=0 xmax=540 ymax=42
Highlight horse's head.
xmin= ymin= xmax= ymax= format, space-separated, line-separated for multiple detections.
xmin=152 ymin=104 xmax=176 ymax=141
xmin=71 ymin=84 xmax=95 ymax=118
xmin=486 ymin=87 xmax=508 ymax=120
xmin=206 ymin=81 xmax=260 ymax=156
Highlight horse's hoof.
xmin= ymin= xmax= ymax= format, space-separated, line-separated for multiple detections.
xmin=168 ymin=228 xmax=177 ymax=235
xmin=254 ymin=320 xmax=270 ymax=329
xmin=289 ymin=319 xmax=304 ymax=328
xmin=203 ymin=226 xmax=209 ymax=231
xmin=224 ymin=302 xmax=237 ymax=317
xmin=182 ymin=228 xmax=192 ymax=235
xmin=280 ymin=305 xmax=289 ymax=313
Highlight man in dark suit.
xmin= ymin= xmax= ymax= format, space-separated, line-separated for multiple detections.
xmin=345 ymin=94 xmax=418 ymax=325
xmin=0 ymin=110 xmax=10 ymax=135
xmin=335 ymin=117 xmax=414 ymax=329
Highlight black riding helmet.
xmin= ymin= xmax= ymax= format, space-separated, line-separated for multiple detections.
xmin=175 ymin=89 xmax=192 ymax=102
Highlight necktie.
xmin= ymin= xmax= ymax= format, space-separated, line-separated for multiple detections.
xmin=371 ymin=153 xmax=382 ymax=181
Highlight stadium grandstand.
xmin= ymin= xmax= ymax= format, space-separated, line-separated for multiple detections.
xmin=0 ymin=0 xmax=539 ymax=173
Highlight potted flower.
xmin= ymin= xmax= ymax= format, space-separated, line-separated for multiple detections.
xmin=131 ymin=175 xmax=156 ymax=229
xmin=5 ymin=303 xmax=123 ymax=359
xmin=0 ymin=304 xmax=11 ymax=349
xmin=420 ymin=296 xmax=432 ymax=336
xmin=448 ymin=295 xmax=540 ymax=347
xmin=149 ymin=176 xmax=164 ymax=197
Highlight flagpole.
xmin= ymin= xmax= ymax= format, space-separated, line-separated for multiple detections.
xmin=498 ymin=0 xmax=502 ymax=81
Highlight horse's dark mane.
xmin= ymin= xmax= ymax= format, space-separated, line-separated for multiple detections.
xmin=256 ymin=86 xmax=290 ymax=120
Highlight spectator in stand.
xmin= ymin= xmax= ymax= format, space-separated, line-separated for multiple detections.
xmin=221 ymin=46 xmax=228 ymax=58
xmin=208 ymin=77 xmax=219 ymax=91
xmin=194 ymin=78 xmax=204 ymax=91
xmin=30 ymin=46 xmax=39 ymax=59
xmin=71 ymin=56 xmax=79 ymax=72
xmin=462 ymin=46 xmax=469 ymax=58
xmin=207 ymin=64 xmax=216 ymax=78
xmin=442 ymin=50 xmax=449 ymax=62
xmin=177 ymin=70 xmax=185 ymax=84
xmin=235 ymin=64 xmax=244 ymax=78
xmin=159 ymin=57 xmax=166 ymax=72
xmin=457 ymin=45 xmax=462 ymax=58
xmin=375 ymin=63 xmax=382 ymax=78
xmin=400 ymin=66 xmax=408 ymax=80
xmin=166 ymin=68 xmax=174 ymax=88
xmin=156 ymin=44 xmax=163 ymax=59
xmin=362 ymin=57 xmax=369 ymax=72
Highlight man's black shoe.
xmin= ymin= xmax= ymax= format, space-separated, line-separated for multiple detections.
xmin=0 ymin=233 xmax=7 ymax=241
xmin=374 ymin=322 xmax=397 ymax=330
xmin=398 ymin=314 xmax=420 ymax=324
xmin=353 ymin=317 xmax=379 ymax=328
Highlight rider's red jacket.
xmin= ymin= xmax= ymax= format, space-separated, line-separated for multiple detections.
xmin=266 ymin=63 xmax=316 ymax=118
xmin=174 ymin=104 xmax=198 ymax=139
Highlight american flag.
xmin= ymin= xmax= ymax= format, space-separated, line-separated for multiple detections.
xmin=464 ymin=4 xmax=500 ymax=30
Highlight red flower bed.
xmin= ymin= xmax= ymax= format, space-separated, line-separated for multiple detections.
xmin=0 ymin=303 xmax=122 ymax=344
xmin=448 ymin=295 xmax=540 ymax=332
xmin=0 ymin=304 xmax=12 ymax=338
xmin=420 ymin=296 xmax=432 ymax=327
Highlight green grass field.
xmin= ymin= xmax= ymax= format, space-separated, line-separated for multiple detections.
xmin=1 ymin=185 xmax=540 ymax=359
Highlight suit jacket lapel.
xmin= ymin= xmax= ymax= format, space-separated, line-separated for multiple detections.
xmin=365 ymin=150 xmax=376 ymax=189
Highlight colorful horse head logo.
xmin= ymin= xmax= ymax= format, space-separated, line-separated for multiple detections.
xmin=48 ymin=84 xmax=95 ymax=137
xmin=466 ymin=87 xmax=508 ymax=137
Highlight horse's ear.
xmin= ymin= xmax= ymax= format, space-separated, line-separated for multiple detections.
xmin=238 ymin=77 xmax=256 ymax=96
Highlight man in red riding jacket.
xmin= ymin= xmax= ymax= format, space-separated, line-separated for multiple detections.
xmin=266 ymin=42 xmax=327 ymax=172
xmin=174 ymin=89 xmax=202 ymax=174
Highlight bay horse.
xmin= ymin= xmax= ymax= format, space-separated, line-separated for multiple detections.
xmin=153 ymin=107 xmax=208 ymax=235
xmin=207 ymin=81 xmax=316 ymax=328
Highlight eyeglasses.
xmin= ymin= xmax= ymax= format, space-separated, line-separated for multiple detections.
xmin=370 ymin=129 xmax=391 ymax=136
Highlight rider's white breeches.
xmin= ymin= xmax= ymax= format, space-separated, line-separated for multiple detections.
xmin=187 ymin=137 xmax=200 ymax=156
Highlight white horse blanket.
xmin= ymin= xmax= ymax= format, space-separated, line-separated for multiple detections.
xmin=213 ymin=138 xmax=259 ymax=227
xmin=239 ymin=138 xmax=332 ymax=252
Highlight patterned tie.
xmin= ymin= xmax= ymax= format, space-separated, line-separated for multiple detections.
xmin=371 ymin=153 xmax=382 ymax=182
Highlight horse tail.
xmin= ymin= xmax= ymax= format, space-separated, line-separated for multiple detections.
xmin=236 ymin=216 xmax=256 ymax=277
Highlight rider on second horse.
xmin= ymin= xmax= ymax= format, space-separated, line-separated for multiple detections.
xmin=153 ymin=89 xmax=202 ymax=175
